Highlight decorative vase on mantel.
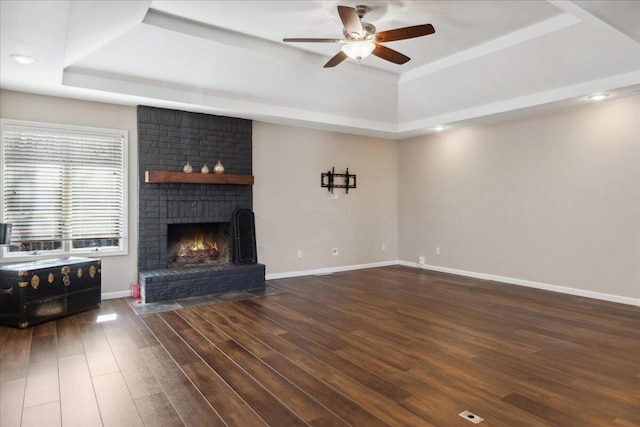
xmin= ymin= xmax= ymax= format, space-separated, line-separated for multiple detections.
xmin=213 ymin=160 xmax=225 ymax=174
xmin=182 ymin=161 xmax=193 ymax=173
xmin=201 ymin=164 xmax=209 ymax=174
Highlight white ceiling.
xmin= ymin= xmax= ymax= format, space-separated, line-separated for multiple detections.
xmin=1 ymin=0 xmax=639 ymax=139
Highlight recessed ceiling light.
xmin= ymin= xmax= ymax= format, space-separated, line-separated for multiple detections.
xmin=9 ymin=54 xmax=37 ymax=65
xmin=587 ymin=93 xmax=609 ymax=101
xmin=431 ymin=125 xmax=447 ymax=132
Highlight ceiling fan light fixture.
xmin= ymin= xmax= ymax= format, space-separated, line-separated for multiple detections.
xmin=341 ymin=40 xmax=375 ymax=61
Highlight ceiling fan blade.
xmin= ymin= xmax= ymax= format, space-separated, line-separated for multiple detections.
xmin=324 ymin=51 xmax=348 ymax=68
xmin=372 ymin=44 xmax=410 ymax=64
xmin=338 ymin=6 xmax=364 ymax=38
xmin=375 ymin=24 xmax=435 ymax=43
xmin=283 ymin=38 xmax=344 ymax=43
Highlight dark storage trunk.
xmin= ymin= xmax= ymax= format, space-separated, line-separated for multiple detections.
xmin=0 ymin=257 xmax=101 ymax=328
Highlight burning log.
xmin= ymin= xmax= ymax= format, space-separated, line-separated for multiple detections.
xmin=170 ymin=253 xmax=211 ymax=266
xmin=168 ymin=234 xmax=222 ymax=267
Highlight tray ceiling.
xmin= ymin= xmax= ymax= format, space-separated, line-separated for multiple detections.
xmin=1 ymin=0 xmax=639 ymax=139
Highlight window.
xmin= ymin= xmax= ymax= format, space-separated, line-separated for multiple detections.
xmin=1 ymin=119 xmax=127 ymax=260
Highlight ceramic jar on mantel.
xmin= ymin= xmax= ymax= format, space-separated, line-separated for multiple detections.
xmin=213 ymin=160 xmax=225 ymax=174
xmin=182 ymin=162 xmax=193 ymax=173
xmin=201 ymin=164 xmax=209 ymax=174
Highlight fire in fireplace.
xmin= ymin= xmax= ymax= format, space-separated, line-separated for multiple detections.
xmin=167 ymin=222 xmax=230 ymax=268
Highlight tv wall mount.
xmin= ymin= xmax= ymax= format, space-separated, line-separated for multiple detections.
xmin=321 ymin=167 xmax=356 ymax=194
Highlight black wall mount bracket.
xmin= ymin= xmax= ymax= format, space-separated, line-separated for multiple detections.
xmin=321 ymin=167 xmax=357 ymax=194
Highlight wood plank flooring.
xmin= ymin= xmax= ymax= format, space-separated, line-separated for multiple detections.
xmin=1 ymin=265 xmax=638 ymax=426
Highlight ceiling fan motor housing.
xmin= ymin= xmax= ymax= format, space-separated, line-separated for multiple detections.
xmin=343 ymin=22 xmax=376 ymax=40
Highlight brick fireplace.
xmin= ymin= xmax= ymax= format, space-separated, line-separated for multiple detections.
xmin=137 ymin=106 xmax=265 ymax=303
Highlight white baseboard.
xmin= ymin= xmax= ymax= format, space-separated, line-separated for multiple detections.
xmin=265 ymin=260 xmax=398 ymax=280
xmin=397 ymin=261 xmax=640 ymax=307
xmin=102 ymin=290 xmax=131 ymax=300
xmin=104 ymin=261 xmax=638 ymax=306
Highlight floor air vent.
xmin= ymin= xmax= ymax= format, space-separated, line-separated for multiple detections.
xmin=459 ymin=410 xmax=484 ymax=424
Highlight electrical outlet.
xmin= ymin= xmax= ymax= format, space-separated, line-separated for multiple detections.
xmin=418 ymin=256 xmax=425 ymax=265
xmin=381 ymin=243 xmax=386 ymax=251
xmin=331 ymin=248 xmax=339 ymax=256
xmin=297 ymin=250 xmax=302 ymax=258
xmin=436 ymin=246 xmax=441 ymax=255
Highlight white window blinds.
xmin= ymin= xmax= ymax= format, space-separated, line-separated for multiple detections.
xmin=1 ymin=121 xmax=126 ymax=252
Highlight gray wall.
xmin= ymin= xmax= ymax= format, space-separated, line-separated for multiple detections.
xmin=252 ymin=122 xmax=399 ymax=275
xmin=398 ymin=96 xmax=640 ymax=299
xmin=2 ymin=89 xmax=638 ymax=302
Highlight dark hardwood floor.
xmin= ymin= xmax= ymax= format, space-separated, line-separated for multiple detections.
xmin=1 ymin=265 xmax=638 ymax=426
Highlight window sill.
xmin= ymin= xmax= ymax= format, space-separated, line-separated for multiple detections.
xmin=0 ymin=248 xmax=128 ymax=264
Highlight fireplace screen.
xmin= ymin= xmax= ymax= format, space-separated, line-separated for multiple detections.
xmin=167 ymin=222 xmax=230 ymax=268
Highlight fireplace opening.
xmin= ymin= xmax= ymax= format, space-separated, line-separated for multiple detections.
xmin=167 ymin=222 xmax=230 ymax=268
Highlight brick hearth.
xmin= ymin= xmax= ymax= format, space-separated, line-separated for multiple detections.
xmin=139 ymin=263 xmax=265 ymax=303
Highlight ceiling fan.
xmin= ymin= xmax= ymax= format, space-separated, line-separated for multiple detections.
xmin=283 ymin=4 xmax=435 ymax=68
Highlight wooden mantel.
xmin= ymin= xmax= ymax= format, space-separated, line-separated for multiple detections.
xmin=145 ymin=171 xmax=254 ymax=185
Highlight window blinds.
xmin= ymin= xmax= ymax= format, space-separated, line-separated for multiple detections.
xmin=2 ymin=123 xmax=125 ymax=245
